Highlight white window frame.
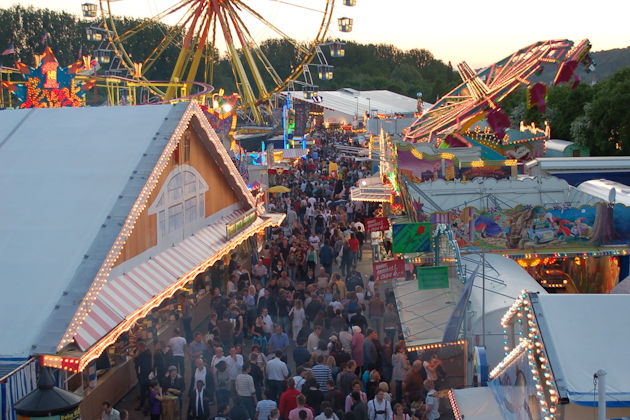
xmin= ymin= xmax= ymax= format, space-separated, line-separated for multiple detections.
xmin=149 ymin=164 xmax=208 ymax=243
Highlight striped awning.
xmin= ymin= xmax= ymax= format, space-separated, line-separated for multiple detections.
xmin=282 ymin=148 xmax=308 ymax=160
xmin=74 ymin=210 xmax=281 ymax=351
xmin=350 ymin=185 xmax=393 ymax=202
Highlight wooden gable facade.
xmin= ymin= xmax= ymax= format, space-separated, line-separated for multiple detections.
xmin=114 ymin=116 xmax=244 ymax=266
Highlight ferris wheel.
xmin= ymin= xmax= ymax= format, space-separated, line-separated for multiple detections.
xmin=97 ymin=0 xmax=337 ymax=123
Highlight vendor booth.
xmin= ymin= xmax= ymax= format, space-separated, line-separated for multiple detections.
xmin=0 ymin=101 xmax=284 ymax=420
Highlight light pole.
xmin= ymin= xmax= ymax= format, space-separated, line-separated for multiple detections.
xmin=367 ymin=97 xmax=371 ymax=117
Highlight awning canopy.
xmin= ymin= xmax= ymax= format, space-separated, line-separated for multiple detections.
xmin=393 ymin=277 xmax=460 ymax=348
xmin=74 ymin=209 xmax=284 ymax=352
xmin=449 ymin=388 xmax=504 ymax=420
xmin=282 ymin=148 xmax=308 ymax=160
xmin=350 ymin=177 xmax=393 ymax=203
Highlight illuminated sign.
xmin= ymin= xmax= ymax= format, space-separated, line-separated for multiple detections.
xmin=226 ymin=209 xmax=257 ymax=240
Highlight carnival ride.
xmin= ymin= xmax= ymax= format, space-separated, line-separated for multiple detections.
xmin=2 ymin=0 xmax=357 ymax=127
xmin=403 ymin=39 xmax=595 ymax=150
xmin=96 ymin=0 xmax=355 ymax=124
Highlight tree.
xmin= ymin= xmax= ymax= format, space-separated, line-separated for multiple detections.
xmin=584 ymin=67 xmax=630 ymax=155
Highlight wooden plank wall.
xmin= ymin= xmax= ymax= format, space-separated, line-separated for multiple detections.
xmin=114 ymin=126 xmax=240 ymax=266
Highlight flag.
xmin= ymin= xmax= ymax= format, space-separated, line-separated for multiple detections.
xmin=1 ymin=45 xmax=15 ymax=55
xmin=554 ymin=60 xmax=578 ymax=85
xmin=526 ymin=82 xmax=548 ymax=113
xmin=486 ymin=108 xmax=510 ymax=139
xmin=442 ymin=264 xmax=479 ymax=344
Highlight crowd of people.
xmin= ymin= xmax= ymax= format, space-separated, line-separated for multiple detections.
xmin=103 ymin=131 xmax=442 ymax=420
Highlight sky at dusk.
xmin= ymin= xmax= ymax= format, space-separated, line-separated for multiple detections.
xmin=7 ymin=0 xmax=630 ymax=68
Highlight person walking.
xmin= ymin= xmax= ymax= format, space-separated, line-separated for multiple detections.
xmin=289 ymin=299 xmax=307 ymax=343
xmin=368 ymin=388 xmax=393 ymax=420
xmin=255 ymin=389 xmax=277 ymax=420
xmin=188 ymin=380 xmax=212 ymax=420
xmin=235 ymin=363 xmax=257 ymax=420
xmin=368 ymin=293 xmax=385 ymax=338
xmin=279 ymin=377 xmax=301 ymax=418
xmin=266 ymin=351 xmax=289 ymax=402
xmin=319 ymin=240 xmax=334 ymax=276
xmin=383 ymin=304 xmax=399 ymax=347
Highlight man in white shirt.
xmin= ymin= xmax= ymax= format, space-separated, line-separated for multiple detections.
xmin=226 ymin=346 xmax=244 ymax=380
xmin=235 ymin=363 xmax=257 ymax=419
xmin=266 ymin=350 xmax=289 ymax=401
xmin=292 ymin=366 xmax=308 ymax=391
xmin=210 ymin=346 xmax=227 ymax=375
xmin=256 ymin=389 xmax=277 ymax=420
xmin=367 ymin=389 xmax=393 ymax=420
xmin=101 ymin=402 xmax=121 ymax=420
xmin=308 ymin=232 xmax=320 ymax=250
xmin=307 ymin=326 xmax=322 ymax=354
xmin=261 ymin=308 xmax=274 ymax=336
xmin=168 ymin=328 xmax=187 ymax=377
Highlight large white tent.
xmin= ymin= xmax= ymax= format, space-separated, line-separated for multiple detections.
xmin=0 ymin=104 xmax=178 ymax=359
xmin=285 ymin=88 xmax=426 ymax=124
xmin=532 ymin=294 xmax=630 ymax=408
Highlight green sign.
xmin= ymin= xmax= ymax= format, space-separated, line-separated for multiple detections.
xmin=226 ymin=209 xmax=257 ymax=240
xmin=392 ymin=222 xmax=431 ymax=254
xmin=416 ymin=265 xmax=449 ymax=290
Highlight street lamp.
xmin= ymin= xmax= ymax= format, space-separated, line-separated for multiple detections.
xmin=367 ymin=97 xmax=371 ymax=117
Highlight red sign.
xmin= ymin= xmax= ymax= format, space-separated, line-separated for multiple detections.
xmin=365 ymin=217 xmax=390 ymax=233
xmin=373 ymin=259 xmax=406 ymax=282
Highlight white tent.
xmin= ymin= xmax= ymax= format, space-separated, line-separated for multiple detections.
xmin=462 ymin=254 xmax=547 ymax=368
xmin=611 ymin=276 xmax=630 ymax=294
xmin=532 ymin=294 xmax=630 ymax=406
xmin=451 ymin=387 xmax=504 ymax=420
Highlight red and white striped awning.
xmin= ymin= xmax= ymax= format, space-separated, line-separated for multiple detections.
xmin=74 ymin=210 xmax=281 ymax=351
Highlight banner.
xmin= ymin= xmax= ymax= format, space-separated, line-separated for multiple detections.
xmin=373 ymin=259 xmax=406 ymax=282
xmin=294 ymin=101 xmax=308 ymax=137
xmin=226 ymin=208 xmax=257 ymax=240
xmin=329 ymin=161 xmax=338 ymax=179
xmin=416 ymin=265 xmax=449 ymax=290
xmin=365 ymin=217 xmax=390 ymax=233
xmin=392 ymin=222 xmax=431 ymax=254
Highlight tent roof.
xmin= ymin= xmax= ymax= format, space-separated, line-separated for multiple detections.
xmin=395 ymin=253 xmax=546 ymax=350
xmin=285 ymin=89 xmax=426 ymax=117
xmin=404 ymin=176 xmax=603 ymax=214
xmin=532 ymin=293 xmax=630 ymax=405
xmin=611 ymin=276 xmax=630 ymax=294
xmin=393 ymin=276 xmax=461 ymax=348
xmin=0 ymin=104 xmax=184 ymax=358
xmin=451 ymin=387 xmax=504 ymax=420
xmin=545 ymin=139 xmax=575 ymax=152
xmin=462 ymin=254 xmax=546 ymax=324
xmin=525 ymin=156 xmax=630 ymax=172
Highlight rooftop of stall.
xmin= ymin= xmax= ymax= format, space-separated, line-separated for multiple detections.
xmin=0 ymin=104 xmax=178 ymax=359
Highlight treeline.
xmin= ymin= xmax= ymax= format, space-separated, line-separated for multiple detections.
xmin=0 ymin=5 xmax=459 ymax=102
xmin=501 ymin=67 xmax=630 ymax=156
